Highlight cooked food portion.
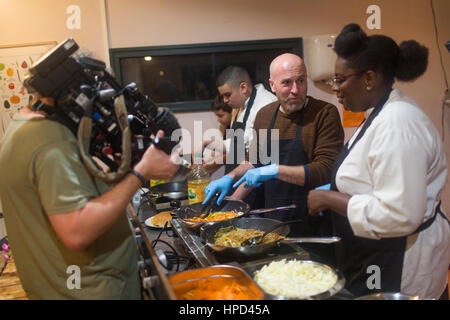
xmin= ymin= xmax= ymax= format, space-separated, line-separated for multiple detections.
xmin=254 ymin=259 xmax=338 ymax=299
xmin=173 ymin=277 xmax=260 ymax=300
xmin=185 ymin=211 xmax=242 ymax=223
xmin=150 ymin=211 xmax=172 ymax=227
xmin=213 ymin=226 xmax=284 ymax=247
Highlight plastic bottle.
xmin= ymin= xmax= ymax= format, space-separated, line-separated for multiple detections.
xmin=187 ymin=153 xmax=210 ymax=204
xmin=132 ymin=191 xmax=141 ymax=213
xmin=150 ymin=179 xmax=165 ymax=187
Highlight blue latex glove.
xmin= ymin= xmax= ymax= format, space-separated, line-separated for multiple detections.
xmin=314 ymin=184 xmax=331 ymax=216
xmin=315 ymin=184 xmax=330 ymax=190
xmin=233 ymin=164 xmax=278 ymax=189
xmin=203 ymin=176 xmax=234 ymax=205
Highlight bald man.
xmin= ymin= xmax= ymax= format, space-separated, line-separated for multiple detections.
xmin=204 ymin=53 xmax=344 ymax=239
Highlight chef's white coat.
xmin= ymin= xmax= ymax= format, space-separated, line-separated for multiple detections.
xmin=336 ymin=89 xmax=449 ymax=299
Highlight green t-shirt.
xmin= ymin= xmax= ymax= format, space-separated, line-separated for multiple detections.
xmin=0 ymin=114 xmax=140 ymax=299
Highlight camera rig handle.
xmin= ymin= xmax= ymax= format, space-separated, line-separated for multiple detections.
xmin=78 ymin=95 xmax=132 ymax=184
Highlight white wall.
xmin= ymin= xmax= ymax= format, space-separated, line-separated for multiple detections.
xmin=0 ymin=0 xmax=448 ymax=210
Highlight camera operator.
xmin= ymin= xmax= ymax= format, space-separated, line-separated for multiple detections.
xmin=0 ymin=93 xmax=178 ymax=299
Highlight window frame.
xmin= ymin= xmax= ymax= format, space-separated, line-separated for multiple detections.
xmin=109 ymin=37 xmax=303 ymax=113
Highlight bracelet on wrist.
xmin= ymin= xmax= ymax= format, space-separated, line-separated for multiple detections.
xmin=129 ymin=169 xmax=146 ymax=185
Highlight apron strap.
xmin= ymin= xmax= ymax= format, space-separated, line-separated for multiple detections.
xmin=411 ymin=201 xmax=449 ymax=235
xmin=267 ymin=104 xmax=304 ymax=158
xmin=347 ymin=89 xmax=392 ymax=153
xmin=231 ymin=86 xmax=257 ymax=129
xmin=331 ymin=89 xmax=392 ymax=191
xmin=225 ymin=86 xmax=258 ymax=174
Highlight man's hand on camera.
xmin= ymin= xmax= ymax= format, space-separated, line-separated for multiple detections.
xmin=133 ymin=130 xmax=178 ymax=180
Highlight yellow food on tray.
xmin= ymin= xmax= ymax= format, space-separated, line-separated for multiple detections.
xmin=214 ymin=227 xmax=284 ymax=247
xmin=186 ymin=211 xmax=241 ymax=223
xmin=150 ymin=211 xmax=172 ymax=227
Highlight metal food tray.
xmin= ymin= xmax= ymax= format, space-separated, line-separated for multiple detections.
xmin=243 ymin=257 xmax=346 ymax=300
xmin=168 ymin=264 xmax=265 ymax=300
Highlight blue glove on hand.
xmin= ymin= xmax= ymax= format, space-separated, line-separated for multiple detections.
xmin=314 ymin=184 xmax=331 ymax=216
xmin=203 ymin=176 xmax=234 ymax=205
xmin=233 ymin=164 xmax=278 ymax=189
xmin=315 ymin=184 xmax=330 ymax=190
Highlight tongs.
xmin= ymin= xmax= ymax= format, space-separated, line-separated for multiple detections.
xmin=198 ymin=192 xmax=220 ymax=219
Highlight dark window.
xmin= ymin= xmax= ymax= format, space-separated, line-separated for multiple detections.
xmin=110 ymin=38 xmax=302 ymax=112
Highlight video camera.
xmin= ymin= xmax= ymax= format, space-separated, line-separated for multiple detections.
xmin=23 ymin=38 xmax=183 ymax=184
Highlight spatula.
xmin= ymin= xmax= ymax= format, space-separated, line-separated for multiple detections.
xmin=240 ymin=219 xmax=303 ymax=246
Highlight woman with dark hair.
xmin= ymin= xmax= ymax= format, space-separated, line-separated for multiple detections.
xmin=307 ymin=23 xmax=449 ymax=299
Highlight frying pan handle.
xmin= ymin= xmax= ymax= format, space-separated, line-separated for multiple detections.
xmin=147 ymin=192 xmax=163 ymax=199
xmin=170 ymin=200 xmax=181 ymax=209
xmin=247 ymin=204 xmax=296 ymax=215
xmin=199 ymin=221 xmax=216 ymax=233
xmin=281 ymin=236 xmax=341 ymax=244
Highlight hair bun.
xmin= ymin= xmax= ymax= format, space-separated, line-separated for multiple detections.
xmin=334 ymin=23 xmax=368 ymax=57
xmin=396 ymin=40 xmax=429 ymax=82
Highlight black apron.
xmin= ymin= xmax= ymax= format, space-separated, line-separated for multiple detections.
xmin=225 ymin=88 xmax=264 ymax=208
xmin=262 ymin=104 xmax=327 ymax=238
xmin=225 ymin=87 xmax=257 ymax=174
xmin=329 ymin=90 xmax=449 ymax=296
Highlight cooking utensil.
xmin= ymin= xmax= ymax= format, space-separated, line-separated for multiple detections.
xmin=175 ymin=197 xmax=250 ymax=230
xmin=246 ymin=204 xmax=296 ymax=215
xmin=241 ymin=219 xmax=302 ymax=246
xmin=147 ymin=181 xmax=188 ymax=201
xmin=200 ymin=217 xmax=291 ymax=259
xmin=242 ymin=219 xmax=340 ymax=246
xmin=198 ymin=192 xmax=220 ymax=218
xmin=175 ymin=197 xmax=296 ymax=231
xmin=244 ymin=258 xmax=345 ymax=300
xmin=200 ymin=217 xmax=340 ymax=259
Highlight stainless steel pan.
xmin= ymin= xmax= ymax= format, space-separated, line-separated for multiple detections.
xmin=174 ymin=197 xmax=250 ymax=230
xmin=200 ymin=217 xmax=339 ymax=260
xmin=174 ymin=197 xmax=296 ymax=231
xmin=147 ymin=181 xmax=187 ymax=200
